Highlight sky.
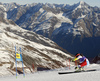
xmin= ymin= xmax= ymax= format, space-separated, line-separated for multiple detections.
xmin=0 ymin=0 xmax=100 ymax=7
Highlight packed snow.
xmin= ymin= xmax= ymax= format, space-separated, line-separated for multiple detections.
xmin=0 ymin=64 xmax=100 ymax=81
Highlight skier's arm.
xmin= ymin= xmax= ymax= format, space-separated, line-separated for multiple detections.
xmin=73 ymin=58 xmax=78 ymax=61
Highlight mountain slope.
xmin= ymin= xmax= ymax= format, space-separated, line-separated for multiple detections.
xmin=0 ymin=21 xmax=74 ymax=76
xmin=0 ymin=4 xmax=74 ymax=76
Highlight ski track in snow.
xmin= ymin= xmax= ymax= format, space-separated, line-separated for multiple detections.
xmin=0 ymin=64 xmax=100 ymax=81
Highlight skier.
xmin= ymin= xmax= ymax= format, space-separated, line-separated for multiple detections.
xmin=73 ymin=53 xmax=90 ymax=71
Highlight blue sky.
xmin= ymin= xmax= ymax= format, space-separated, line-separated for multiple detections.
xmin=0 ymin=0 xmax=100 ymax=7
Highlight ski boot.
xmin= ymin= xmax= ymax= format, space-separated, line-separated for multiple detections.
xmin=75 ymin=67 xmax=85 ymax=72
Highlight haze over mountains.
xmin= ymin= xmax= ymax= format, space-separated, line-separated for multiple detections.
xmin=2 ymin=1 xmax=100 ymax=58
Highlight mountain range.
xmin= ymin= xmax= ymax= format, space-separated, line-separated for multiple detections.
xmin=0 ymin=4 xmax=74 ymax=76
xmin=2 ymin=1 xmax=100 ymax=58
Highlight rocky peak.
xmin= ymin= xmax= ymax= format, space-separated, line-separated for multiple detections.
xmin=79 ymin=1 xmax=85 ymax=5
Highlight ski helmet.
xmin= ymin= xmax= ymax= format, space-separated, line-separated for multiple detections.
xmin=75 ymin=53 xmax=81 ymax=58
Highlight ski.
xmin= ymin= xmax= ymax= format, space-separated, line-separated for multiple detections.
xmin=58 ymin=69 xmax=96 ymax=75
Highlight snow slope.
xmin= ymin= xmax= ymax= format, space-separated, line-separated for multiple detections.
xmin=0 ymin=2 xmax=74 ymax=75
xmin=0 ymin=64 xmax=100 ymax=81
xmin=0 ymin=17 xmax=74 ymax=76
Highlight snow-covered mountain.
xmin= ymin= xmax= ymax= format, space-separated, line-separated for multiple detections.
xmin=3 ymin=1 xmax=100 ymax=57
xmin=0 ymin=4 xmax=74 ymax=76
